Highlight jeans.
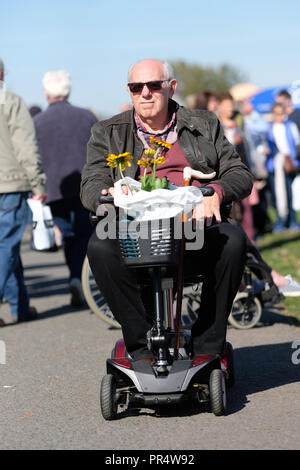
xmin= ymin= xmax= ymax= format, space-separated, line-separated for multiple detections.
xmin=4 ymin=257 xmax=30 ymax=320
xmin=49 ymin=197 xmax=93 ymax=280
xmin=0 ymin=192 xmax=31 ymax=319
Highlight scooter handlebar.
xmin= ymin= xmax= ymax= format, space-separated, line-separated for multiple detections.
xmin=200 ymin=186 xmax=215 ymax=197
xmin=98 ymin=194 xmax=114 ymax=204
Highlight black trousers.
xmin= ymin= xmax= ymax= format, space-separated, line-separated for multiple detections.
xmin=87 ymin=221 xmax=247 ymax=360
xmin=50 ymin=197 xmax=93 ymax=280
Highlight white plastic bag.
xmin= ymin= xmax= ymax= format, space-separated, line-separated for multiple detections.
xmin=292 ymin=175 xmax=300 ymax=211
xmin=27 ymin=199 xmax=56 ymax=251
xmin=113 ymin=177 xmax=203 ymax=221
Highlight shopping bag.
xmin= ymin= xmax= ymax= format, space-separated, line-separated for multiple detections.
xmin=27 ymin=199 xmax=56 ymax=251
xmin=113 ymin=177 xmax=203 ymax=221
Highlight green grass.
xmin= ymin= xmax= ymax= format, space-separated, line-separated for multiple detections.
xmin=256 ymin=228 xmax=300 ymax=322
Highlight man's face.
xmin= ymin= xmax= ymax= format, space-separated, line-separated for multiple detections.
xmin=207 ymin=96 xmax=219 ymax=113
xmin=127 ymin=60 xmax=177 ymax=123
xmin=240 ymin=100 xmax=253 ymax=116
xmin=272 ymin=105 xmax=285 ymax=123
xmin=218 ymin=99 xmax=234 ymax=119
xmin=276 ymin=95 xmax=290 ymax=112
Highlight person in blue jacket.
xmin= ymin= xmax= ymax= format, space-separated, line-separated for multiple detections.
xmin=266 ymin=103 xmax=300 ymax=232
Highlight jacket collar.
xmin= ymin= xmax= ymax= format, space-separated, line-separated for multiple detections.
xmin=124 ymin=98 xmax=208 ymax=136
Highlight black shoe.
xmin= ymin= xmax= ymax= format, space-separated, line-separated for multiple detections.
xmin=69 ymin=278 xmax=85 ymax=307
xmin=131 ymin=346 xmax=155 ymax=363
xmin=13 ymin=307 xmax=38 ymax=323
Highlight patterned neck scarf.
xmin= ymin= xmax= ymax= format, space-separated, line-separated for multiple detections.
xmin=134 ymin=111 xmax=177 ymax=148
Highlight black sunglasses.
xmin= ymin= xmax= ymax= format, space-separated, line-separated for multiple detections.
xmin=127 ymin=80 xmax=170 ymax=93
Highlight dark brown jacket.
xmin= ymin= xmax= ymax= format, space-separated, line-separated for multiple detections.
xmin=81 ymin=100 xmax=253 ymax=213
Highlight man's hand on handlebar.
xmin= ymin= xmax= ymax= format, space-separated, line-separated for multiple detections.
xmin=101 ymin=185 xmax=130 ymax=199
xmin=101 ymin=187 xmax=115 ymax=198
xmin=192 ymin=192 xmax=222 ymax=227
xmin=99 ymin=186 xmax=129 ymax=207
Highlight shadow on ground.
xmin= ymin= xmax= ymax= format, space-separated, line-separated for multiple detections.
xmin=24 ymin=262 xmax=65 ymax=271
xmin=226 ymin=341 xmax=300 ymax=415
xmin=27 ymin=277 xmax=70 ymax=298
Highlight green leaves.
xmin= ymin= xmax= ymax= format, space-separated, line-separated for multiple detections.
xmin=140 ymin=175 xmax=170 ymax=192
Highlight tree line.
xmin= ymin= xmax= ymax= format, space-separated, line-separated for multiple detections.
xmin=170 ymin=60 xmax=246 ymax=97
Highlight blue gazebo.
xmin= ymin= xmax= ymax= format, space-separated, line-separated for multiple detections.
xmin=251 ymin=83 xmax=300 ymax=114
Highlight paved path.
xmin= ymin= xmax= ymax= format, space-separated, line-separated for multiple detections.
xmin=0 ymin=231 xmax=299 ymax=450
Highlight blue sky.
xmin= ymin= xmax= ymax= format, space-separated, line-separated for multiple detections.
xmin=1 ymin=0 xmax=300 ymax=117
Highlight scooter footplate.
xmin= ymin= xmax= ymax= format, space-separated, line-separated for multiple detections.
xmin=132 ymin=359 xmax=193 ymax=394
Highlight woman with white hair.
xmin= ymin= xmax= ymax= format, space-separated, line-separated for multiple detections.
xmin=34 ymin=70 xmax=98 ymax=307
xmin=42 ymin=70 xmax=72 ymax=100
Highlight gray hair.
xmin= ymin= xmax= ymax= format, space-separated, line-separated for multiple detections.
xmin=0 ymin=59 xmax=5 ymax=73
xmin=127 ymin=60 xmax=174 ymax=83
xmin=42 ymin=70 xmax=71 ymax=99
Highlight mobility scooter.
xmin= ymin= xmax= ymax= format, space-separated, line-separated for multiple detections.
xmin=98 ymin=188 xmax=234 ymax=420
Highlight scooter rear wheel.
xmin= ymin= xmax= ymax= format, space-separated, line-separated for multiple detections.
xmin=209 ymin=369 xmax=226 ymax=416
xmin=81 ymin=256 xmax=121 ymax=328
xmin=100 ymin=374 xmax=118 ymax=420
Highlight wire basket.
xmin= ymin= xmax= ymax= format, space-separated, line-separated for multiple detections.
xmin=118 ymin=217 xmax=181 ymax=268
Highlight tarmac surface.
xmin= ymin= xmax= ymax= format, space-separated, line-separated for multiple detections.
xmin=0 ymin=230 xmax=299 ymax=450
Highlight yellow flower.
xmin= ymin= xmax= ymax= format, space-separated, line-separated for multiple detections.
xmin=156 ymin=156 xmax=166 ymax=165
xmin=106 ymin=152 xmax=134 ymax=194
xmin=137 ymin=156 xmax=153 ymax=168
xmin=149 ymin=137 xmax=173 ymax=150
xmin=144 ymin=148 xmax=156 ymax=158
xmin=107 ymin=152 xmax=133 ymax=172
xmin=137 ymin=154 xmax=165 ymax=169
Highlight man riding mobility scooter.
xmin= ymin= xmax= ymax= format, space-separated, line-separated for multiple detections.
xmin=98 ymin=171 xmax=234 ymax=420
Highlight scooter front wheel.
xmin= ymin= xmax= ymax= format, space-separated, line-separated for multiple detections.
xmin=100 ymin=374 xmax=118 ymax=420
xmin=209 ymin=369 xmax=226 ymax=416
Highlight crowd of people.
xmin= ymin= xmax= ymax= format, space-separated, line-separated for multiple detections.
xmin=185 ymin=88 xmax=300 ymax=240
xmin=0 ymin=57 xmax=299 ymax=331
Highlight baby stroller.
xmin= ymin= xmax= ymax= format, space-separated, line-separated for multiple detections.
xmin=227 ymin=244 xmax=284 ymax=329
xmin=182 ymin=234 xmax=284 ymax=331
